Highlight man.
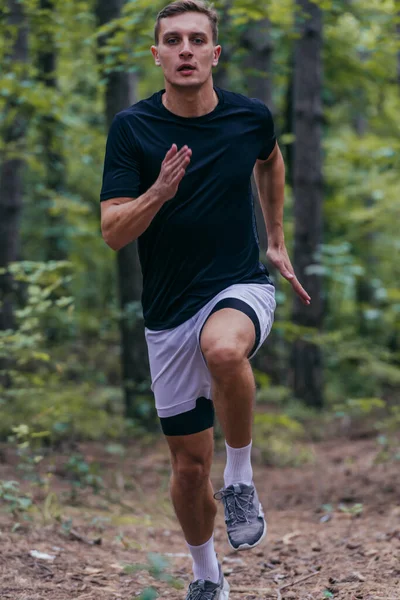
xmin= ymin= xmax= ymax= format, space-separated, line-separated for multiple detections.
xmin=100 ymin=1 xmax=310 ymax=598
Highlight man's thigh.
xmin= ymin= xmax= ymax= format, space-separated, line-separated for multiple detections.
xmin=198 ymin=283 xmax=276 ymax=363
xmin=200 ymin=307 xmax=256 ymax=362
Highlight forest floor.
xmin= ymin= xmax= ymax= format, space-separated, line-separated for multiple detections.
xmin=0 ymin=435 xmax=399 ymax=600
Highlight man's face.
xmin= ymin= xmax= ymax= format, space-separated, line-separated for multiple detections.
xmin=151 ymin=12 xmax=221 ymax=88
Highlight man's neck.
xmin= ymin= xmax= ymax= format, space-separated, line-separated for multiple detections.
xmin=162 ymin=80 xmax=218 ymax=118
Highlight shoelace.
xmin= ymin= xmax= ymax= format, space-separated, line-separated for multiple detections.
xmin=214 ymin=487 xmax=254 ymax=525
xmin=187 ymin=580 xmax=217 ymax=600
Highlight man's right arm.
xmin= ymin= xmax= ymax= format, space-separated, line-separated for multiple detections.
xmin=101 ymin=143 xmax=191 ymax=251
xmin=101 ymin=189 xmax=164 ymax=252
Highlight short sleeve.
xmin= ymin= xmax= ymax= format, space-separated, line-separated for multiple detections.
xmin=100 ymin=114 xmax=141 ymax=201
xmin=256 ymin=102 xmax=276 ymax=161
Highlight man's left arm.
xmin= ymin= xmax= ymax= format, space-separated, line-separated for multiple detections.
xmin=253 ymin=142 xmax=311 ymax=305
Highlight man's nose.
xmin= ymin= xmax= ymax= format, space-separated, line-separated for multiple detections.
xmin=179 ymin=39 xmax=193 ymax=57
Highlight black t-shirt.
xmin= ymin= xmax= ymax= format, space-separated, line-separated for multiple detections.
xmin=100 ymin=87 xmax=276 ymax=330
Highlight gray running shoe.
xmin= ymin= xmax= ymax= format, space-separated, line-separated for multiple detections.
xmin=185 ymin=563 xmax=230 ymax=600
xmin=214 ymin=483 xmax=267 ymax=551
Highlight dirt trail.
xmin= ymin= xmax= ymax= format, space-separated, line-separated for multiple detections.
xmin=0 ymin=437 xmax=399 ymax=599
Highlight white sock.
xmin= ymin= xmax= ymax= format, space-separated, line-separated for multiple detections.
xmin=187 ymin=534 xmax=219 ymax=584
xmin=224 ymin=440 xmax=253 ymax=487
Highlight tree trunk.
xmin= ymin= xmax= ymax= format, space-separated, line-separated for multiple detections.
xmin=213 ymin=2 xmax=232 ymax=89
xmin=240 ymin=19 xmax=285 ymax=379
xmin=291 ymin=0 xmax=324 ymax=407
xmin=283 ymin=53 xmax=295 ymax=188
xmin=38 ymin=0 xmax=66 ymax=262
xmin=397 ymin=16 xmax=400 ymax=89
xmin=242 ymin=19 xmax=273 ymax=108
xmin=0 ymin=0 xmax=28 ymax=331
xmin=96 ymin=0 xmax=150 ymax=421
xmin=241 ymin=18 xmax=273 ymax=254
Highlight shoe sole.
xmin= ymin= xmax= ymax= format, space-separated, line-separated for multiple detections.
xmin=228 ymin=518 xmax=267 ymax=552
xmin=219 ymin=577 xmax=230 ymax=599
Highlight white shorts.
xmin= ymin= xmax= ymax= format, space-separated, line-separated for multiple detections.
xmin=145 ymin=283 xmax=276 ymax=419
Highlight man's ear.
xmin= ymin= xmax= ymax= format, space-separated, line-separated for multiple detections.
xmin=212 ymin=45 xmax=222 ymax=67
xmin=151 ymin=45 xmax=161 ymax=66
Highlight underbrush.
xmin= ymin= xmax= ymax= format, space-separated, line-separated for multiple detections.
xmin=251 ymin=373 xmax=399 ymax=468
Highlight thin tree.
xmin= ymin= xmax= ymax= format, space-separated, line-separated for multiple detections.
xmin=397 ymin=12 xmax=400 ymax=88
xmin=96 ymin=0 xmax=150 ymax=421
xmin=291 ymin=0 xmax=324 ymax=407
xmin=241 ymin=18 xmax=273 ymax=254
xmin=240 ymin=18 xmax=286 ymax=378
xmin=0 ymin=0 xmax=28 ymax=331
xmin=213 ymin=1 xmax=232 ymax=88
xmin=37 ymin=0 xmax=66 ymax=262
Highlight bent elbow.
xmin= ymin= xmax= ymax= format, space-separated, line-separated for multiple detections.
xmin=106 ymin=239 xmax=120 ymax=252
xmin=101 ymin=223 xmax=120 ymax=252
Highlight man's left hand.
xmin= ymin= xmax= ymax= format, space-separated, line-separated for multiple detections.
xmin=266 ymin=245 xmax=311 ymax=306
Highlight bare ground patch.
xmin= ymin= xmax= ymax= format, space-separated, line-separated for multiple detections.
xmin=0 ymin=437 xmax=399 ymax=599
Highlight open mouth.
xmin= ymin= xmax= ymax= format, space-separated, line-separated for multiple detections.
xmin=177 ymin=65 xmax=196 ymax=72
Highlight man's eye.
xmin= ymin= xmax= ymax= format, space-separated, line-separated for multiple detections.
xmin=167 ymin=38 xmax=178 ymax=44
xmin=193 ymin=38 xmax=204 ymax=44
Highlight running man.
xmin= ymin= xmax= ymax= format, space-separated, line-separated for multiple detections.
xmin=100 ymin=1 xmax=310 ymax=598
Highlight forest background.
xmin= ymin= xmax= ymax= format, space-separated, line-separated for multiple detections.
xmin=0 ymin=0 xmax=399 ymax=556
xmin=1 ymin=0 xmax=399 ymax=452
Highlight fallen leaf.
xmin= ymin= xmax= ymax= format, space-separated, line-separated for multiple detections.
xmin=69 ymin=529 xmax=102 ymax=546
xmin=282 ymin=531 xmax=301 ymax=545
xmin=364 ymin=548 xmax=378 ymax=557
xmin=84 ymin=567 xmax=104 ymax=575
xmin=339 ymin=572 xmax=366 ymax=583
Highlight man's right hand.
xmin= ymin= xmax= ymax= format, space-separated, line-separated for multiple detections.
xmin=153 ymin=144 xmax=192 ymax=203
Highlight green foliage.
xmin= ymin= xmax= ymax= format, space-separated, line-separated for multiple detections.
xmin=374 ymin=429 xmax=400 ymax=463
xmin=0 ymin=260 xmax=137 ymax=442
xmin=0 ymin=480 xmax=33 ymax=516
xmin=124 ymin=553 xmax=184 ymax=598
xmin=256 ymin=383 xmax=291 ymax=405
xmin=338 ymin=502 xmax=363 ymax=517
xmin=332 ymin=397 xmax=385 ymax=419
xmin=253 ymin=412 xmax=314 ymax=466
xmin=0 ymin=261 xmax=73 ymax=424
xmin=137 ymin=589 xmax=158 ymax=600
xmin=64 ymin=453 xmax=104 ymax=502
xmin=0 ymin=383 xmax=130 ymax=442
xmin=8 ymin=424 xmax=48 ymax=486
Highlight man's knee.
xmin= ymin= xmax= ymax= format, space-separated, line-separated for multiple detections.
xmin=172 ymin=457 xmax=211 ymax=490
xmin=203 ymin=342 xmax=245 ymax=377
xmin=167 ymin=427 xmax=214 ymax=490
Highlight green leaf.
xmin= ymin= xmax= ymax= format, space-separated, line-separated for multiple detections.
xmin=137 ymin=588 xmax=158 ymax=600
